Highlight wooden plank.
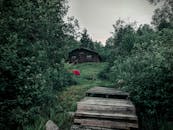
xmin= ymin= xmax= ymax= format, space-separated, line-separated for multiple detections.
xmin=86 ymin=87 xmax=129 ymax=99
xmin=71 ymin=87 xmax=139 ymax=129
xmin=74 ymin=119 xmax=138 ymax=129
xmin=71 ymin=125 xmax=120 ymax=130
xmin=75 ymin=111 xmax=138 ymax=121
xmin=86 ymin=87 xmax=128 ymax=95
xmin=78 ymin=97 xmax=133 ymax=106
xmin=77 ymin=104 xmax=136 ymax=115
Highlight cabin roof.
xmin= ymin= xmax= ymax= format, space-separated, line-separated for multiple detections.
xmin=69 ymin=48 xmax=99 ymax=55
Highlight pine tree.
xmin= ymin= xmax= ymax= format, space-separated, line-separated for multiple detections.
xmin=80 ymin=29 xmax=94 ymax=50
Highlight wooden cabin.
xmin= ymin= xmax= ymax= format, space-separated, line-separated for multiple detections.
xmin=69 ymin=48 xmax=101 ymax=64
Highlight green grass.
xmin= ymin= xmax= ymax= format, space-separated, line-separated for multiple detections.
xmin=66 ymin=62 xmax=112 ymax=85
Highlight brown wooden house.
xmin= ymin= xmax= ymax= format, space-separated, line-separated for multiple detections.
xmin=69 ymin=48 xmax=101 ymax=64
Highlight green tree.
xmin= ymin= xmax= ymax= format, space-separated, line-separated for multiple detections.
xmin=105 ymin=37 xmax=114 ymax=48
xmin=101 ymin=20 xmax=173 ymax=130
xmin=108 ymin=19 xmax=137 ymax=57
xmin=151 ymin=0 xmax=173 ymax=30
xmin=80 ymin=29 xmax=94 ymax=50
xmin=0 ymin=0 xmax=75 ymax=129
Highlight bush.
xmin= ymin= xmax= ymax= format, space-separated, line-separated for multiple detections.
xmin=0 ymin=0 xmax=76 ymax=129
xmin=104 ymin=28 xmax=173 ymax=129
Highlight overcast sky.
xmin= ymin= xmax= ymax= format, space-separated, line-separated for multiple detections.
xmin=67 ymin=0 xmax=156 ymax=44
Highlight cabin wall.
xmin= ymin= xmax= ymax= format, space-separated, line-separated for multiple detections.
xmin=69 ymin=50 xmax=100 ymax=63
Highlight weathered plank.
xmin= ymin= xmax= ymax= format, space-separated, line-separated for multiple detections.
xmin=74 ymin=119 xmax=138 ymax=129
xmin=75 ymin=111 xmax=138 ymax=121
xmin=77 ymin=104 xmax=135 ymax=115
xmin=77 ymin=97 xmax=135 ymax=115
xmin=86 ymin=87 xmax=129 ymax=99
xmin=79 ymin=97 xmax=132 ymax=106
xmin=71 ymin=87 xmax=138 ymax=130
xmin=71 ymin=125 xmax=121 ymax=130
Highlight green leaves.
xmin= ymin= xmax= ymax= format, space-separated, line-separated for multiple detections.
xmin=80 ymin=29 xmax=94 ymax=50
xmin=103 ymin=18 xmax=173 ymax=129
xmin=0 ymin=0 xmax=76 ymax=129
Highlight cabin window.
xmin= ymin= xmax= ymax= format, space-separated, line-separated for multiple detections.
xmin=87 ymin=55 xmax=92 ymax=60
xmin=79 ymin=52 xmax=84 ymax=55
xmin=72 ymin=56 xmax=76 ymax=59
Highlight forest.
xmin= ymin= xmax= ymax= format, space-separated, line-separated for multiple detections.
xmin=0 ymin=0 xmax=173 ymax=130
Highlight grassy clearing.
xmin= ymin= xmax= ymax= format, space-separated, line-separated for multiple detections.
xmin=56 ymin=62 xmax=113 ymax=129
xmin=65 ymin=62 xmax=111 ymax=85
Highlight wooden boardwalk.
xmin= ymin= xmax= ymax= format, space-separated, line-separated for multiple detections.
xmin=71 ymin=87 xmax=138 ymax=130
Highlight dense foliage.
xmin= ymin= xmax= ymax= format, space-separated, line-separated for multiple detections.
xmin=80 ymin=29 xmax=94 ymax=50
xmin=0 ymin=0 xmax=76 ymax=129
xmin=101 ymin=2 xmax=173 ymax=128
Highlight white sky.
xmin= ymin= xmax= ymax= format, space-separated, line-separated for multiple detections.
xmin=67 ymin=0 xmax=156 ymax=44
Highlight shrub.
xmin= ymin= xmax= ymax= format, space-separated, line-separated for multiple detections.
xmin=105 ymin=28 xmax=173 ymax=129
xmin=0 ymin=0 xmax=76 ymax=129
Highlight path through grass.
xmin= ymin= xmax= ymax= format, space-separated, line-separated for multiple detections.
xmin=57 ymin=62 xmax=113 ymax=129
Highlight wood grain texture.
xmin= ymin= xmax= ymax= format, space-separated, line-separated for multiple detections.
xmin=77 ymin=104 xmax=135 ymax=115
xmin=86 ymin=87 xmax=129 ymax=99
xmin=75 ymin=111 xmax=138 ymax=121
xmin=74 ymin=119 xmax=138 ymax=129
xmin=71 ymin=87 xmax=138 ymax=130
